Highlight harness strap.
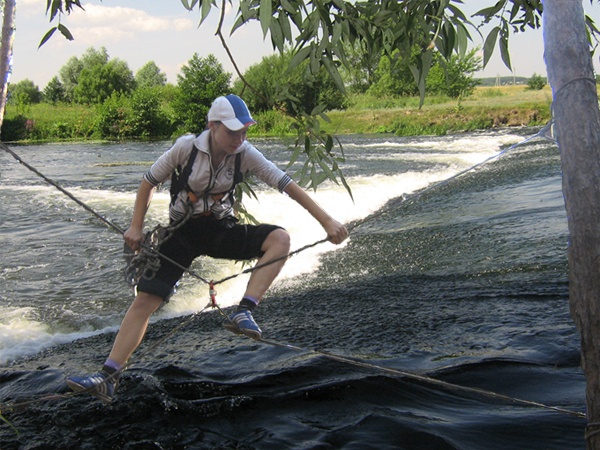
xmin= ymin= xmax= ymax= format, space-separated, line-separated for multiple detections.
xmin=172 ymin=146 xmax=243 ymax=212
xmin=201 ymin=152 xmax=243 ymax=205
xmin=170 ymin=145 xmax=199 ymax=206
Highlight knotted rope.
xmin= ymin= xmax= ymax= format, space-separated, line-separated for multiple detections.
xmin=124 ymin=203 xmax=194 ymax=287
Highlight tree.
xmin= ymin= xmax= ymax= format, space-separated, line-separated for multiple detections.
xmin=426 ymin=48 xmax=482 ymax=98
xmin=8 ymin=79 xmax=42 ymax=105
xmin=543 ymin=3 xmax=600 ymax=448
xmin=171 ymin=53 xmax=230 ymax=134
xmin=57 ymin=47 xmax=135 ymax=104
xmin=58 ymin=55 xmax=83 ymax=102
xmin=135 ymin=61 xmax=167 ymax=89
xmin=43 ymin=76 xmax=66 ymax=103
xmin=73 ymin=54 xmax=135 ymax=104
xmin=0 ymin=0 xmax=15 ymax=130
xmin=234 ymin=50 xmax=346 ymax=115
xmin=526 ymin=73 xmax=547 ymax=90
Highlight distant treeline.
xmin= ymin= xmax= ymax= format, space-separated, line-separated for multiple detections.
xmin=477 ymin=76 xmax=536 ymax=86
xmin=3 ymin=45 xmax=545 ymax=142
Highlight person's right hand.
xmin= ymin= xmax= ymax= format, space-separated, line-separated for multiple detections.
xmin=123 ymin=226 xmax=144 ymax=252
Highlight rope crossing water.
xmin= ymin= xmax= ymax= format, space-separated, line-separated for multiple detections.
xmin=0 ymin=127 xmax=585 ymax=422
xmin=1 ymin=123 xmax=557 ymax=290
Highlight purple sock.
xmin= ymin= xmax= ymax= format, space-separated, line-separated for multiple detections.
xmin=238 ymin=295 xmax=258 ymax=311
xmin=103 ymin=358 xmax=122 ymax=375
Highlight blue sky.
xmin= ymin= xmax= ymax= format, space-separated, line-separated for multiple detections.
xmin=11 ymin=0 xmax=600 ymax=88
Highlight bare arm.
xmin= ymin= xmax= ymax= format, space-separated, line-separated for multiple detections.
xmin=123 ymin=178 xmax=156 ymax=251
xmin=284 ymin=181 xmax=348 ymax=244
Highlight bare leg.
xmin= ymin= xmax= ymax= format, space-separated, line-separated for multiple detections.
xmin=243 ymin=228 xmax=291 ymax=302
xmin=108 ymin=292 xmax=163 ymax=366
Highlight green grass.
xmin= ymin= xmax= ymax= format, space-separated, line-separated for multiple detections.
xmin=3 ymin=103 xmax=98 ymax=142
xmin=2 ymin=85 xmax=557 ymax=143
xmin=321 ymin=85 xmax=554 ymax=136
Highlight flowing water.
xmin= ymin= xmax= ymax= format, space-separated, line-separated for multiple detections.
xmin=0 ymin=130 xmax=585 ymax=449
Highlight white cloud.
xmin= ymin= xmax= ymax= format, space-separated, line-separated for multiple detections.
xmin=71 ymin=4 xmax=194 ymax=34
xmin=18 ymin=0 xmax=54 ymax=17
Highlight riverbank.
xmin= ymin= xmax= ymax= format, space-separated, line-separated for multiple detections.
xmin=2 ymin=85 xmax=554 ymax=143
xmin=322 ymin=85 xmax=553 ymax=136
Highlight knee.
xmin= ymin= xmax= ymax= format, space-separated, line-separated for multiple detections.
xmin=131 ymin=292 xmax=164 ymax=315
xmin=264 ymin=228 xmax=291 ymax=254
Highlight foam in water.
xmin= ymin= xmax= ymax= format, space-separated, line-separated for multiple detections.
xmin=0 ymin=307 xmax=117 ymax=364
xmin=0 ymin=132 xmax=527 ymax=363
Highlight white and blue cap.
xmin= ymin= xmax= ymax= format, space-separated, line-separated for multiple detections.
xmin=207 ymin=94 xmax=256 ymax=131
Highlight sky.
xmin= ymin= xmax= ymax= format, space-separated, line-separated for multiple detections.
xmin=10 ymin=0 xmax=600 ymax=89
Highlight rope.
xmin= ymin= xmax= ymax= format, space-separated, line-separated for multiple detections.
xmin=257 ymin=336 xmax=586 ymax=420
xmin=124 ymin=202 xmax=195 ymax=286
xmin=347 ymin=121 xmax=556 ymax=232
xmin=2 ymin=126 xmax=582 ymax=423
xmin=0 ymin=142 xmax=125 ymax=234
xmin=1 ymin=125 xmax=555 ymax=289
xmin=552 ymin=77 xmax=597 ymax=99
xmin=0 ymin=303 xmax=586 ymax=422
xmin=587 ymin=422 xmax=600 ymax=441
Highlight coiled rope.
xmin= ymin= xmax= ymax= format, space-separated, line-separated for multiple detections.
xmin=123 ymin=203 xmax=195 ymax=287
xmin=1 ymin=127 xmax=585 ymax=423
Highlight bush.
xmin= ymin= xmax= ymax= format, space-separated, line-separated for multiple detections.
xmin=128 ymin=88 xmax=173 ymax=138
xmin=1 ymin=115 xmax=29 ymax=141
xmin=251 ymin=109 xmax=295 ymax=135
xmin=95 ymin=90 xmax=173 ymax=139
xmin=526 ymin=73 xmax=547 ymax=91
xmin=95 ymin=93 xmax=132 ymax=139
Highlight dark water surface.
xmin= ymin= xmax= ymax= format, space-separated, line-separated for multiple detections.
xmin=0 ymin=130 xmax=585 ymax=449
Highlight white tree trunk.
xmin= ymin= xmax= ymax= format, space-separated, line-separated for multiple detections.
xmin=543 ymin=0 xmax=600 ymax=447
xmin=0 ymin=0 xmax=16 ymax=131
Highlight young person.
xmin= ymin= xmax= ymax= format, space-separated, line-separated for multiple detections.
xmin=66 ymin=94 xmax=348 ymax=403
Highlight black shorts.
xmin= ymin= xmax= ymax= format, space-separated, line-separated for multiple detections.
xmin=136 ymin=215 xmax=282 ymax=300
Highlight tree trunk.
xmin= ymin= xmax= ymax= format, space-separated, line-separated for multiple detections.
xmin=0 ymin=0 xmax=16 ymax=132
xmin=543 ymin=0 xmax=600 ymax=447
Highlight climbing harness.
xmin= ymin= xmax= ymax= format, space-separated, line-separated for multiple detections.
xmin=0 ymin=126 xmax=585 ymax=423
xmin=169 ymin=143 xmax=199 ymax=206
xmin=124 ymin=145 xmax=245 ymax=288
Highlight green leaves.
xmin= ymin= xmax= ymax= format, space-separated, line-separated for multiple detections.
xmin=40 ymin=0 xmax=82 ymax=48
xmin=37 ymin=0 xmax=600 ymax=198
xmin=285 ymin=109 xmax=352 ymax=199
xmin=180 ymin=0 xmax=200 ymax=11
xmin=475 ymin=0 xmax=547 ymax=72
xmin=483 ymin=26 xmax=500 ymax=68
xmin=259 ymin=0 xmax=272 ymax=37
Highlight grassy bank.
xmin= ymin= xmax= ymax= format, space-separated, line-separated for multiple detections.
xmin=3 ymin=85 xmax=555 ymax=143
xmin=322 ymin=85 xmax=553 ymax=136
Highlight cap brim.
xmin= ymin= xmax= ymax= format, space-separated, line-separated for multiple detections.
xmin=222 ymin=118 xmax=256 ymax=131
